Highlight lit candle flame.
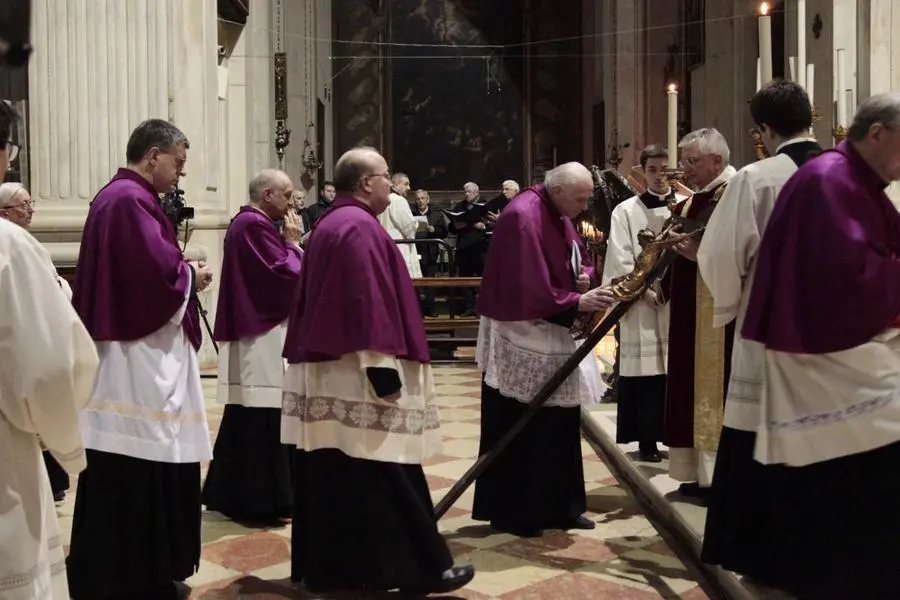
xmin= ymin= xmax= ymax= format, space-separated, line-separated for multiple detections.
xmin=668 ymin=83 xmax=677 ymax=93
xmin=578 ymin=221 xmax=600 ymax=241
xmin=759 ymin=2 xmax=769 ymax=16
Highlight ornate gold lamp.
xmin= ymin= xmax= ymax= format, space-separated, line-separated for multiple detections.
xmin=273 ymin=52 xmax=291 ymax=169
xmin=833 ymin=125 xmax=848 ymax=144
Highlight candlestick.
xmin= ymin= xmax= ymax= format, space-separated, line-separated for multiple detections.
xmin=836 ymin=49 xmax=848 ymax=127
xmin=797 ymin=0 xmax=807 ymax=88
xmin=667 ymin=84 xmax=678 ymax=167
xmin=833 ymin=125 xmax=848 ymax=145
xmin=758 ymin=3 xmax=773 ymax=85
xmin=789 ymin=56 xmax=796 ymax=81
xmin=806 ymin=63 xmax=815 ymax=105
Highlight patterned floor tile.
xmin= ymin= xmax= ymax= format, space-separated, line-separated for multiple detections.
xmin=59 ymin=362 xmax=713 ymax=599
xmin=202 ymin=532 xmax=292 ymax=572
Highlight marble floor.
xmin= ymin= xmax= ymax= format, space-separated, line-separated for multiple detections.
xmin=58 ymin=363 xmax=714 ymax=599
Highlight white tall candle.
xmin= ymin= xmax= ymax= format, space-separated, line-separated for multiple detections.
xmin=789 ymin=56 xmax=797 ymax=81
xmin=806 ymin=63 xmax=815 ymax=105
xmin=798 ymin=0 xmax=807 ymax=88
xmin=667 ymin=84 xmax=678 ymax=166
xmin=846 ymin=89 xmax=855 ymax=126
xmin=756 ymin=58 xmax=762 ymax=92
xmin=836 ymin=49 xmax=848 ymax=127
xmin=758 ymin=3 xmax=773 ymax=85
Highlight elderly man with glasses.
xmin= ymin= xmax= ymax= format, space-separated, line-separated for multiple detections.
xmin=0 ymin=99 xmax=100 ymax=600
xmin=660 ymin=127 xmax=737 ymax=502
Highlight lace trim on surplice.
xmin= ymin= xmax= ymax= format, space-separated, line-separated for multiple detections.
xmin=477 ymin=321 xmax=589 ymax=408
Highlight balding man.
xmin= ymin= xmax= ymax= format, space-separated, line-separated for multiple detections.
xmin=473 ymin=162 xmax=615 ymax=537
xmin=201 ymin=169 xmax=303 ymax=523
xmin=662 ymin=127 xmax=736 ymax=501
xmin=282 ymin=146 xmax=474 ymax=595
xmin=729 ymin=93 xmax=900 ymax=598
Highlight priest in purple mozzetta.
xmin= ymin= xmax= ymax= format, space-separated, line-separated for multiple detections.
xmin=735 ymin=93 xmax=900 ymax=599
xmin=66 ymin=119 xmax=215 ymax=600
xmin=201 ymin=168 xmax=303 ymax=523
xmin=473 ymin=162 xmax=615 ymax=538
xmin=741 ymin=93 xmax=900 ymax=600
xmin=281 ymin=146 xmax=474 ymax=595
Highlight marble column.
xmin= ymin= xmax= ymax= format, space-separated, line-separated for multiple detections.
xmin=28 ymin=0 xmax=225 ymax=235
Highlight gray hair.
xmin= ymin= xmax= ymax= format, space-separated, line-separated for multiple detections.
xmin=678 ymin=127 xmax=730 ymax=165
xmin=0 ymin=182 xmax=26 ymax=208
xmin=248 ymin=169 xmax=289 ymax=202
xmin=502 ymin=179 xmax=520 ymax=193
xmin=391 ymin=172 xmax=409 ymax=185
xmin=463 ymin=181 xmax=479 ymax=194
xmin=334 ymin=146 xmax=383 ymax=194
xmin=125 ymin=118 xmax=189 ymax=164
xmin=544 ymin=162 xmax=592 ymax=190
xmin=848 ymin=93 xmax=900 ymax=142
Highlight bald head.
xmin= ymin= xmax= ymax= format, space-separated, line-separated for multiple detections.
xmin=248 ymin=168 xmax=294 ymax=220
xmin=849 ymin=93 xmax=900 ymax=182
xmin=249 ymin=169 xmax=290 ymax=203
xmin=543 ymin=162 xmax=593 ymax=219
xmin=334 ymin=146 xmax=392 ymax=214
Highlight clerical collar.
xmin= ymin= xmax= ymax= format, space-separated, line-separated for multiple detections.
xmin=645 ymin=188 xmax=671 ymax=199
xmin=775 ymin=136 xmax=818 ymax=154
xmin=640 ymin=189 xmax=671 ymax=209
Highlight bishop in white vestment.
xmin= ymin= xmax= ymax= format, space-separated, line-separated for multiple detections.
xmin=202 ymin=169 xmax=303 ymax=522
xmin=602 ymin=145 xmax=678 ymax=462
xmin=0 ymin=218 xmax=99 ymax=600
xmin=65 ymin=120 xmax=214 ymax=600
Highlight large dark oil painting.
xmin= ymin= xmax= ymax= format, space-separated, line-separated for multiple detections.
xmin=388 ymin=0 xmax=524 ymax=190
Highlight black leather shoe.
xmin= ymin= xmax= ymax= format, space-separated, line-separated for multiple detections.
xmin=639 ymin=451 xmax=662 ymax=463
xmin=400 ymin=565 xmax=476 ymax=595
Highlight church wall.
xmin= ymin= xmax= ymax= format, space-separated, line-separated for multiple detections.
xmin=686 ymin=0 xmax=758 ymax=168
xmin=332 ymin=0 xmax=582 ymax=193
xmin=642 ymin=1 xmax=682 ymax=158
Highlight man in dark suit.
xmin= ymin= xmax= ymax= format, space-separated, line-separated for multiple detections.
xmin=412 ymin=189 xmax=447 ymax=317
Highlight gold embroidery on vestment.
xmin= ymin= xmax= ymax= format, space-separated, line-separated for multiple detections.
xmin=693 ymin=276 xmax=726 ymax=451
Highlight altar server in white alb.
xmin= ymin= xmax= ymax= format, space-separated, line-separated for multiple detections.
xmin=66 ymin=119 xmax=215 ymax=600
xmin=378 ymin=172 xmax=422 ymax=278
xmin=202 ymin=169 xmax=303 ymax=522
xmin=0 ymin=100 xmax=100 ymax=600
xmin=697 ymin=79 xmax=822 ymax=575
xmin=602 ymin=144 xmax=679 ymax=462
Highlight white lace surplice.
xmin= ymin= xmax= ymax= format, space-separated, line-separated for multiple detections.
xmin=476 ymin=317 xmax=599 ymax=407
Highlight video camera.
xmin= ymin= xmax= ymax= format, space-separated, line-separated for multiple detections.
xmin=160 ymin=187 xmax=195 ymax=229
xmin=0 ymin=0 xmax=33 ymax=68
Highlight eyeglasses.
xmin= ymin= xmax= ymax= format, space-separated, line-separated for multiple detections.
xmin=362 ymin=171 xmax=390 ymax=185
xmin=2 ymin=198 xmax=33 ymax=210
xmin=1 ymin=141 xmax=20 ymax=162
